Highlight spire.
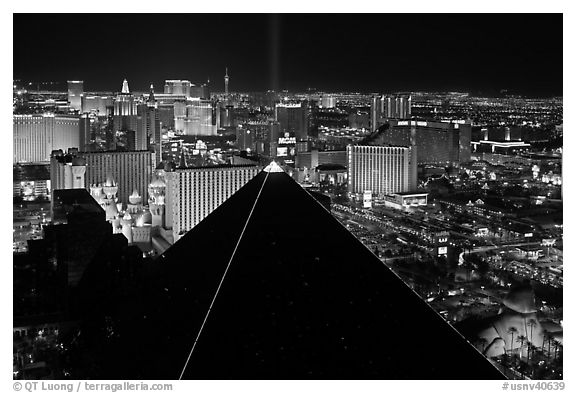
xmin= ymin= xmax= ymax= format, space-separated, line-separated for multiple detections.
xmin=148 ymin=84 xmax=156 ymax=105
xmin=178 ymin=150 xmax=187 ymax=169
xmin=224 ymin=67 xmax=229 ymax=97
xmin=122 ymin=79 xmax=130 ymax=94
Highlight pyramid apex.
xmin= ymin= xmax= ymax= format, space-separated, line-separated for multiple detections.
xmin=263 ymin=161 xmax=284 ymax=173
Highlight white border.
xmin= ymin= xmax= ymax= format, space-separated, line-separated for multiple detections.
xmin=3 ymin=3 xmax=573 ymax=392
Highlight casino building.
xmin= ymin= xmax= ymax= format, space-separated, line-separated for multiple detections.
xmin=164 ymin=164 xmax=260 ymax=242
xmin=370 ymin=119 xmax=472 ymax=164
xmin=347 ymin=145 xmax=416 ymax=201
xmin=13 ymin=114 xmax=80 ymax=163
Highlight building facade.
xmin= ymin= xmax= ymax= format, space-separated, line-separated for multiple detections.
xmin=67 ymin=80 xmax=83 ymax=112
xmin=81 ymin=150 xmax=154 ymax=205
xmin=275 ymin=103 xmax=307 ymax=141
xmin=320 ymin=95 xmax=337 ymax=108
xmin=81 ymin=95 xmax=113 ymax=116
xmin=114 ymin=79 xmax=137 ymax=117
xmin=50 ymin=150 xmax=86 ymax=192
xmin=165 ymin=165 xmax=260 ymax=242
xmin=184 ymin=98 xmax=216 ymax=136
xmin=13 ymin=114 xmax=80 ymax=163
xmin=164 ymin=80 xmax=192 ymax=97
xmin=383 ymin=94 xmax=411 ymax=119
xmin=371 ymin=94 xmax=412 ymax=131
xmin=371 ymin=95 xmax=381 ymax=132
xmin=145 ymin=86 xmax=162 ymax=166
xmin=347 ymin=145 xmax=415 ymax=199
xmin=295 ymin=149 xmax=348 ymax=169
xmin=374 ymin=119 xmax=472 ymax=164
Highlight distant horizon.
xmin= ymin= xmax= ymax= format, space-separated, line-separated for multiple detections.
xmin=12 ymin=79 xmax=563 ymax=99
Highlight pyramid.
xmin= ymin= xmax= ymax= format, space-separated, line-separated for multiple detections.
xmin=143 ymin=165 xmax=504 ymax=379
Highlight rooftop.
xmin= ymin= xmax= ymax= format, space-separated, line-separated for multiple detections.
xmin=139 ymin=167 xmax=504 ymax=379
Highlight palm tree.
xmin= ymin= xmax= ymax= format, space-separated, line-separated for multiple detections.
xmin=544 ymin=332 xmax=555 ymax=360
xmin=526 ymin=319 xmax=537 ymax=361
xmin=541 ymin=329 xmax=549 ymax=354
xmin=552 ymin=340 xmax=561 ymax=361
xmin=516 ymin=335 xmax=526 ymax=361
xmin=524 ymin=341 xmax=536 ymax=378
xmin=548 ymin=333 xmax=556 ymax=359
xmin=507 ymin=327 xmax=518 ymax=356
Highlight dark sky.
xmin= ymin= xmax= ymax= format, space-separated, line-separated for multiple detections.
xmin=13 ymin=13 xmax=563 ymax=96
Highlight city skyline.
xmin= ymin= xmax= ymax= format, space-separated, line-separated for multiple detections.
xmin=13 ymin=13 xmax=563 ymax=97
xmin=12 ymin=11 xmax=564 ymax=383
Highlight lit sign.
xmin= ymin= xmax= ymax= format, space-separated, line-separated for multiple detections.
xmin=277 ymin=147 xmax=288 ymax=157
xmin=397 ymin=121 xmax=409 ymax=126
xmin=363 ymin=191 xmax=372 ymax=208
xmin=438 ymin=246 xmax=448 ymax=255
xmin=416 ymin=121 xmax=428 ymax=127
xmin=278 ymin=137 xmax=296 ymax=145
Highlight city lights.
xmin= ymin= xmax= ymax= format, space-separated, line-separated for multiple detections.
xmin=12 ymin=12 xmax=563 ymax=383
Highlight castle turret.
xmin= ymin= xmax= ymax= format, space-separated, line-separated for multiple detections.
xmin=148 ymin=175 xmax=166 ymax=228
xmin=105 ymin=199 xmax=119 ymax=221
xmin=127 ymin=188 xmax=143 ymax=213
xmin=149 ymin=203 xmax=164 ymax=228
xmin=121 ymin=212 xmax=134 ymax=243
xmin=89 ymin=184 xmax=104 ymax=202
xmin=102 ymin=175 xmax=118 ymax=199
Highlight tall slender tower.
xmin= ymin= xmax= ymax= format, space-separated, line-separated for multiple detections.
xmin=146 ymin=84 xmax=161 ymax=167
xmin=67 ymin=80 xmax=83 ymax=112
xmin=224 ymin=68 xmax=229 ymax=98
xmin=148 ymin=84 xmax=157 ymax=108
xmin=121 ymin=79 xmax=130 ymax=94
xmin=371 ymin=94 xmax=381 ymax=132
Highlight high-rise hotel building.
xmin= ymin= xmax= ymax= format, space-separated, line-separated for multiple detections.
xmin=381 ymin=119 xmax=472 ymax=164
xmin=165 ymin=165 xmax=260 ymax=242
xmin=347 ymin=145 xmax=416 ymax=200
xmin=183 ymin=98 xmax=216 ymax=136
xmin=81 ymin=150 xmax=154 ymax=205
xmin=164 ymin=80 xmax=192 ymax=97
xmin=113 ymin=79 xmax=138 ymax=135
xmin=383 ymin=94 xmax=411 ymax=119
xmin=371 ymin=94 xmax=412 ymax=131
xmin=137 ymin=85 xmax=162 ymax=166
xmin=114 ymin=79 xmax=137 ymax=116
xmin=13 ymin=114 xmax=80 ymax=163
xmin=275 ymin=103 xmax=307 ymax=141
xmin=67 ymin=80 xmax=84 ymax=112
